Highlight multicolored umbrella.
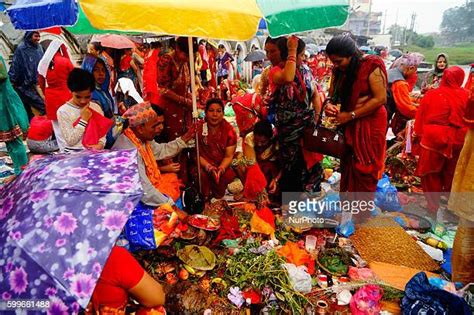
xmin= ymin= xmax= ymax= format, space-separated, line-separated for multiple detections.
xmin=79 ymin=0 xmax=350 ymax=40
xmin=0 ymin=150 xmax=142 ymax=311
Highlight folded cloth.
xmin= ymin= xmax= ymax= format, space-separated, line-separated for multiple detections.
xmin=73 ymin=108 xmax=113 ymax=147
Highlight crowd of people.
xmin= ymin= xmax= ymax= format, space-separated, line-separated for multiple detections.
xmin=1 ymin=30 xmax=474 ymax=309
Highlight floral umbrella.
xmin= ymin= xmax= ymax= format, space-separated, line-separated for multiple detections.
xmin=0 ymin=150 xmax=142 ymax=312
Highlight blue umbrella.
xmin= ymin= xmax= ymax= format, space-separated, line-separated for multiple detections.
xmin=0 ymin=150 xmax=142 ymax=311
xmin=7 ymin=0 xmax=78 ymax=30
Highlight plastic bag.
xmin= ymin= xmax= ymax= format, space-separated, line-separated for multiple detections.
xmin=322 ymin=156 xmax=335 ymax=169
xmin=283 ymin=263 xmax=312 ymax=293
xmin=441 ymin=248 xmax=452 ymax=275
xmin=374 ymin=174 xmax=402 ymax=211
xmin=350 ymin=284 xmax=383 ymax=315
xmin=224 ymin=104 xmax=236 ymax=117
xmin=336 ymin=219 xmax=355 ymax=237
xmin=401 ymin=272 xmax=471 ymax=314
xmin=124 ymin=202 xmax=156 ymax=252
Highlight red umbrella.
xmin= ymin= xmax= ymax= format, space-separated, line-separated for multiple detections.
xmin=97 ymin=34 xmax=136 ymax=49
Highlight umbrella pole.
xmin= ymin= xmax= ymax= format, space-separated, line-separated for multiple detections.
xmin=188 ymin=37 xmax=202 ymax=193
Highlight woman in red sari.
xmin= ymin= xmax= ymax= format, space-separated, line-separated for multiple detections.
xmin=142 ymin=42 xmax=161 ymax=104
xmin=415 ymin=66 xmax=469 ymax=214
xmin=156 ymin=38 xmax=194 ymax=141
xmin=198 ymin=98 xmax=237 ymax=200
xmin=325 ymin=35 xmax=388 ymax=219
xmin=206 ymin=43 xmax=217 ymax=89
xmin=156 ymin=38 xmax=196 ymax=183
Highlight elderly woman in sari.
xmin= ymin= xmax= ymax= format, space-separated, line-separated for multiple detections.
xmin=198 ymin=98 xmax=238 ymax=200
xmin=268 ymin=36 xmax=322 ymax=193
xmin=415 ymin=66 xmax=469 ymax=216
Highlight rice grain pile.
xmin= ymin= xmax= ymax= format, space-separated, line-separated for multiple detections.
xmin=351 ymin=217 xmax=439 ymax=271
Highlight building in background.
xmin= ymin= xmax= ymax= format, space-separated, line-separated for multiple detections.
xmin=344 ymin=0 xmax=382 ymax=36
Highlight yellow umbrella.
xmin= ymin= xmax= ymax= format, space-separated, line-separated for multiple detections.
xmin=80 ymin=0 xmax=262 ymax=41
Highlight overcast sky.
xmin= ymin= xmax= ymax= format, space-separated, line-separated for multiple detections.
xmin=371 ymin=0 xmax=467 ymax=34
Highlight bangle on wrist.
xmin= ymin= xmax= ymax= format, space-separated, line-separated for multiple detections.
xmin=323 ymin=98 xmax=332 ymax=106
xmin=205 ymin=164 xmax=214 ymax=173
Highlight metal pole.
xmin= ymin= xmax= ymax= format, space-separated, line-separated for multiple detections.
xmin=187 ymin=36 xmax=202 ymax=192
xmin=366 ymin=0 xmax=372 ymax=37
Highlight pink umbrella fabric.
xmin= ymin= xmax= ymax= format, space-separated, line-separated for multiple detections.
xmin=97 ymin=34 xmax=136 ymax=49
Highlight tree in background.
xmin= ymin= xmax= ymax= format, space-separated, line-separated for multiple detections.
xmin=441 ymin=1 xmax=474 ymax=44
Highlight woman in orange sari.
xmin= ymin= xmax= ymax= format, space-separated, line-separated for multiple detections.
xmin=325 ymin=35 xmax=388 ymax=218
xmin=415 ymin=66 xmax=469 ymax=214
xmin=198 ymin=98 xmax=237 ymax=200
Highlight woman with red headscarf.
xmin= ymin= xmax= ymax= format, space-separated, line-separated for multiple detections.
xmin=415 ymin=66 xmax=469 ymax=214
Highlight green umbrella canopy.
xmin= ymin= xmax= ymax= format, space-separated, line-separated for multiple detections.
xmin=257 ymin=0 xmax=350 ymax=37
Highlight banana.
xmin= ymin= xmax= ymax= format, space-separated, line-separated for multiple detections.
xmin=211 ymin=277 xmax=228 ymax=288
xmin=194 ymin=270 xmax=206 ymax=278
xmin=182 ymin=264 xmax=196 ymax=275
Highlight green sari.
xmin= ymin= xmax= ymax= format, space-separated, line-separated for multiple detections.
xmin=0 ymin=55 xmax=29 ymax=142
xmin=1 ymin=55 xmax=29 ymax=174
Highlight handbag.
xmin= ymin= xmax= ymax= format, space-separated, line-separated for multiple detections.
xmin=303 ymin=124 xmax=346 ymax=158
xmin=303 ymin=104 xmax=346 ymax=158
